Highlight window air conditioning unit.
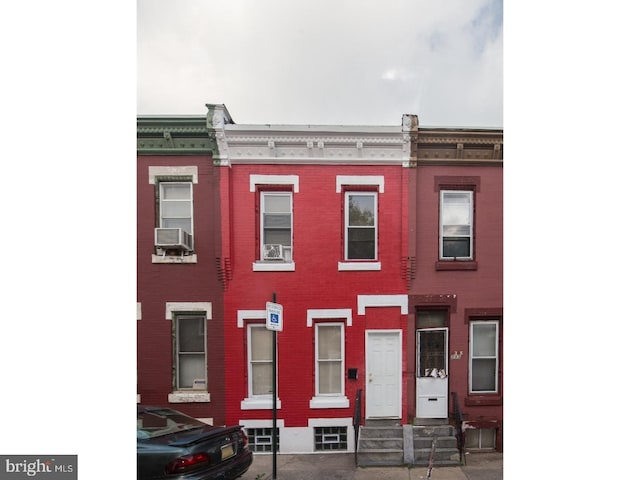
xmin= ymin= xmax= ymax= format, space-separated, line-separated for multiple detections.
xmin=155 ymin=228 xmax=193 ymax=252
xmin=263 ymin=244 xmax=284 ymax=260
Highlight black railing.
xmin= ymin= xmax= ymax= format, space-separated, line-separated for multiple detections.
xmin=352 ymin=388 xmax=362 ymax=466
xmin=451 ymin=391 xmax=466 ymax=465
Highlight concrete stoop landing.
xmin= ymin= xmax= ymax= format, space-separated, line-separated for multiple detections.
xmin=357 ymin=419 xmax=461 ymax=468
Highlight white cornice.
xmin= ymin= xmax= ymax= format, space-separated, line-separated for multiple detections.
xmin=216 ymin=122 xmax=411 ymax=167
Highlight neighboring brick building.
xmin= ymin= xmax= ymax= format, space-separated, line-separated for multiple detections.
xmin=210 ymin=104 xmax=413 ymax=453
xmin=406 ymin=128 xmax=503 ymax=451
xmin=136 ymin=115 xmax=226 ymax=424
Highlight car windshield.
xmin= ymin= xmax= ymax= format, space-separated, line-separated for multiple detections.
xmin=137 ymin=408 xmax=206 ymax=439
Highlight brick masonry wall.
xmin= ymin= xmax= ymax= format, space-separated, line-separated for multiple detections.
xmin=223 ymin=164 xmax=409 ymax=427
xmin=409 ymin=164 xmax=503 ymax=446
xmin=137 ymin=155 xmax=226 ymax=422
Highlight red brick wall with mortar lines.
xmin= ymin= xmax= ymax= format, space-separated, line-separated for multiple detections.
xmin=137 ymin=155 xmax=226 ymax=422
xmin=222 ymin=164 xmax=409 ymax=427
xmin=409 ymin=164 xmax=503 ymax=448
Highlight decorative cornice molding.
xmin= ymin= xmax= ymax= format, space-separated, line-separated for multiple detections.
xmin=221 ymin=135 xmax=408 ymax=166
xmin=212 ymin=116 xmax=411 ymax=167
xmin=417 ymin=128 xmax=503 ymax=165
xmin=137 ymin=116 xmax=214 ymax=155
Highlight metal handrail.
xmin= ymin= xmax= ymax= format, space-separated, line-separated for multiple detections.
xmin=451 ymin=391 xmax=466 ymax=465
xmin=352 ymin=388 xmax=362 ymax=466
xmin=426 ymin=436 xmax=437 ymax=479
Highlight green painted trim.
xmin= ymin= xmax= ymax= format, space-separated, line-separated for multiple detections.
xmin=137 ymin=115 xmax=219 ymax=156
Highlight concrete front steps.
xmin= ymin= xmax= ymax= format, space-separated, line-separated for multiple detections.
xmin=356 ymin=419 xmax=461 ymax=468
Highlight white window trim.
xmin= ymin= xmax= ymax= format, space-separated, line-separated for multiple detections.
xmin=357 ymin=295 xmax=408 ymax=315
xmin=237 ymin=310 xmax=267 ymax=328
xmin=250 ymin=174 xmax=299 ymax=192
xmin=469 ymin=320 xmax=499 ymax=394
xmin=165 ymin=302 xmax=212 ymax=403
xmin=310 ymin=396 xmax=350 ymax=409
xmin=344 ymin=191 xmax=378 ymax=261
xmin=310 ymin=322 xmax=348 ymax=409
xmin=306 ymin=309 xmax=352 ymax=327
xmin=169 ymin=392 xmax=211 ymax=403
xmin=439 ymin=190 xmax=474 ymax=260
xmin=338 ymin=261 xmax=381 ymax=271
xmin=166 ymin=302 xmax=212 ymax=320
xmin=241 ymin=397 xmax=282 ymax=410
xmin=149 ymin=165 xmax=199 ymax=184
xmin=242 ymin=324 xmax=281 ymax=410
xmin=152 ymin=254 xmax=198 ymax=264
xmin=253 ymin=262 xmax=295 ymax=272
xmin=336 ymin=175 xmax=384 ymax=193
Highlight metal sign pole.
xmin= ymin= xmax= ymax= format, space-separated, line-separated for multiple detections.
xmin=271 ymin=292 xmax=277 ymax=480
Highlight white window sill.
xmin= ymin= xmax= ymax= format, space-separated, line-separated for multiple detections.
xmin=241 ymin=397 xmax=282 ymax=410
xmin=309 ymin=396 xmax=350 ymax=409
xmin=253 ymin=262 xmax=295 ymax=272
xmin=168 ymin=391 xmax=210 ymax=403
xmin=338 ymin=262 xmax=381 ymax=271
xmin=152 ymin=254 xmax=198 ymax=264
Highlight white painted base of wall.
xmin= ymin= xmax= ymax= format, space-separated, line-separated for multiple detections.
xmin=239 ymin=417 xmax=356 ymax=454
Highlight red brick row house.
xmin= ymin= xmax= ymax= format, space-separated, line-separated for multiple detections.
xmin=210 ymin=104 xmax=413 ymax=453
xmin=406 ymin=128 xmax=504 ymax=451
xmin=136 ymin=106 xmax=503 ymax=454
xmin=136 ymin=115 xmax=226 ymax=424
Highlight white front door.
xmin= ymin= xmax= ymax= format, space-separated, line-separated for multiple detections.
xmin=366 ymin=330 xmax=401 ymax=418
xmin=416 ymin=328 xmax=449 ymax=418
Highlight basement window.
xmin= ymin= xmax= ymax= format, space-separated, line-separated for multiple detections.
xmin=246 ymin=427 xmax=279 ymax=453
xmin=314 ymin=426 xmax=348 ymax=451
xmin=465 ymin=428 xmax=496 ymax=450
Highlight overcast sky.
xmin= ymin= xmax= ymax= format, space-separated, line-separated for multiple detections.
xmin=137 ymin=0 xmax=503 ymax=127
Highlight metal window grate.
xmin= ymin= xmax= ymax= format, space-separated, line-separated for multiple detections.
xmin=314 ymin=426 xmax=348 ymax=451
xmin=465 ymin=428 xmax=496 ymax=450
xmin=246 ymin=427 xmax=279 ymax=453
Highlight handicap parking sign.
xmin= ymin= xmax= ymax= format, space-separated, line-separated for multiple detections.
xmin=266 ymin=302 xmax=283 ymax=331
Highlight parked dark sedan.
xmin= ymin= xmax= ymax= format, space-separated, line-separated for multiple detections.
xmin=137 ymin=406 xmax=252 ymax=480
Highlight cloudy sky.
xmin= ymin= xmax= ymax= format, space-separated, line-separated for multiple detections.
xmin=137 ymin=0 xmax=503 ymax=127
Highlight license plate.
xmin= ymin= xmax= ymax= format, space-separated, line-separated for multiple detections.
xmin=221 ymin=443 xmax=235 ymax=460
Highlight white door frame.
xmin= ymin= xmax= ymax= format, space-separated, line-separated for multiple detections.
xmin=365 ymin=329 xmax=402 ymax=419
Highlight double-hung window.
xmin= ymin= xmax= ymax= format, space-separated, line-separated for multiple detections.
xmin=315 ymin=323 xmax=344 ymax=396
xmin=469 ymin=321 xmax=499 ymax=393
xmin=260 ymin=192 xmax=292 ymax=262
xmin=345 ymin=192 xmax=377 ymax=260
xmin=155 ymin=181 xmax=194 ymax=255
xmin=149 ymin=166 xmax=198 ymax=263
xmin=440 ymin=190 xmax=473 ymax=260
xmin=159 ymin=182 xmax=193 ymax=233
xmin=175 ymin=314 xmax=207 ymax=390
xmin=248 ymin=325 xmax=274 ymax=397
